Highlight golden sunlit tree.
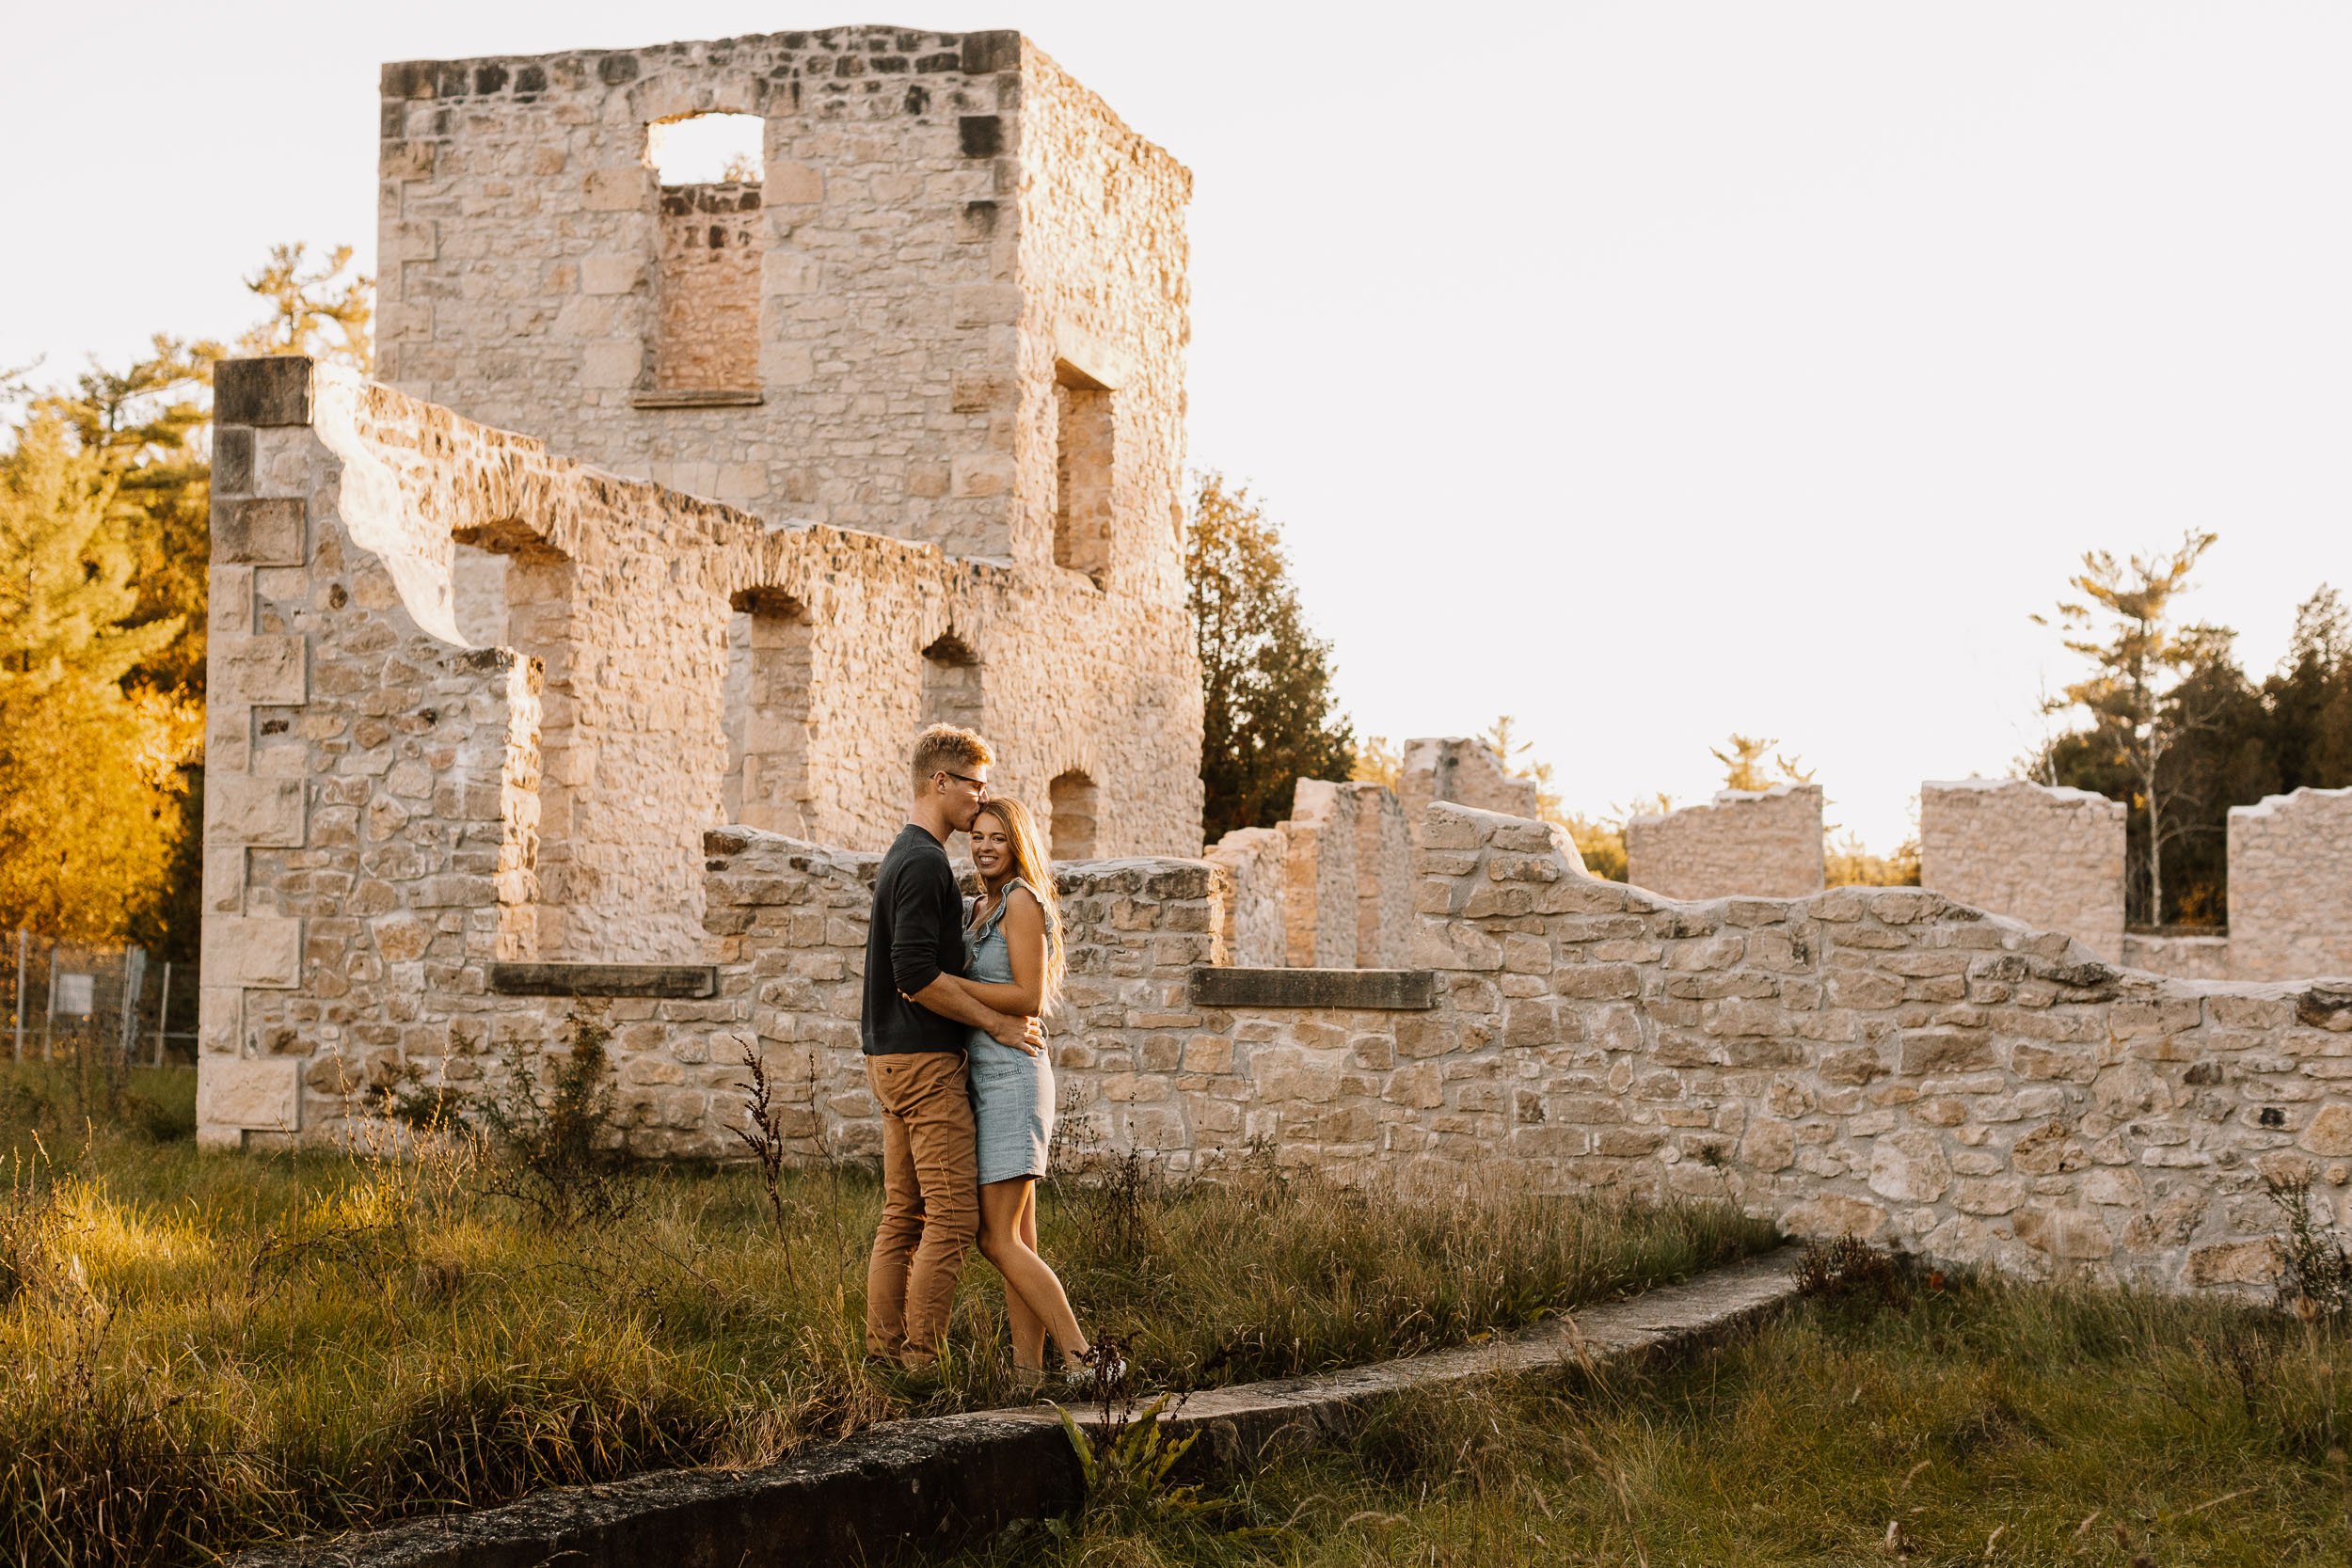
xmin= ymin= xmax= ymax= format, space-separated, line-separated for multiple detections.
xmin=239 ymin=242 xmax=374 ymax=372
xmin=0 ymin=418 xmax=197 ymax=942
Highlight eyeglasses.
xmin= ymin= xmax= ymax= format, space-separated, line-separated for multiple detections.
xmin=939 ymin=769 xmax=989 ymax=798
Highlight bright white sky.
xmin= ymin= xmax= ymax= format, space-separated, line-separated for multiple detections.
xmin=7 ymin=2 xmax=2348 ymax=848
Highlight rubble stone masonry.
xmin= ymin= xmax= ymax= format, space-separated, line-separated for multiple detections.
xmin=1921 ymin=779 xmax=2126 ymax=963
xmin=1627 ymin=784 xmax=1826 ymax=901
xmin=2230 ymin=787 xmax=2352 ymax=981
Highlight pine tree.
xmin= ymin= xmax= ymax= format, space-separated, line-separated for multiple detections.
xmin=1187 ymin=474 xmax=1354 ymax=839
xmin=0 ymin=418 xmax=194 ymax=942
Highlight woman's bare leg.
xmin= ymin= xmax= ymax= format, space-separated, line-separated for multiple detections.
xmin=980 ymin=1179 xmax=1048 ymax=1369
xmin=978 ymin=1177 xmax=1089 ymax=1370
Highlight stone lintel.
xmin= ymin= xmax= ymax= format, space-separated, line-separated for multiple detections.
xmin=215 ymin=356 xmax=316 ymax=427
xmin=1188 ymin=967 xmax=1438 ymax=1010
xmin=489 ymin=962 xmax=718 ymax=999
xmin=631 ymin=389 xmax=766 ymax=410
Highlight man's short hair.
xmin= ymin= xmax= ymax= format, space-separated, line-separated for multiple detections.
xmin=911 ymin=723 xmax=994 ymax=795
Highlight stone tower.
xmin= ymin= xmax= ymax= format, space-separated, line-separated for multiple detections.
xmin=372 ymin=27 xmax=1203 ymax=859
xmin=376 ymin=27 xmax=1190 ymax=603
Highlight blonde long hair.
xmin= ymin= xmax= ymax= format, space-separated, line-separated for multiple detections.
xmin=974 ymin=796 xmax=1066 ymax=1009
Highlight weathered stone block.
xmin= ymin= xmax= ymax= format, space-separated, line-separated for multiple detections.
xmin=215 ymin=498 xmax=307 ymax=565
xmin=215 ymin=356 xmax=314 ymax=426
xmin=202 ymin=916 xmax=303 ymax=989
xmin=198 ymin=1057 xmax=301 ymax=1134
xmin=215 ymin=636 xmax=307 ymax=705
xmin=207 ymin=776 xmax=306 ymax=847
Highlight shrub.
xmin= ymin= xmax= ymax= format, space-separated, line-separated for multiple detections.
xmin=472 ymin=1006 xmax=643 ymax=1228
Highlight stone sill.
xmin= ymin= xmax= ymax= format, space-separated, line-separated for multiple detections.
xmin=487 ymin=962 xmax=718 ymax=999
xmin=1188 ymin=967 xmax=1438 ymax=1010
xmin=631 ymin=389 xmax=765 ymax=409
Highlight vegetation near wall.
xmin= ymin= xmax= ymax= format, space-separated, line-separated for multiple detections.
xmin=2030 ymin=535 xmax=2352 ymax=927
xmin=0 ymin=245 xmax=369 ymax=956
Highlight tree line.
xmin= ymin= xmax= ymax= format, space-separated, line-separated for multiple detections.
xmin=0 ymin=245 xmax=371 ymax=954
xmin=2027 ymin=533 xmax=2351 ymax=928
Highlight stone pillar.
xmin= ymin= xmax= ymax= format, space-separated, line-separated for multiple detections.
xmin=1397 ymin=738 xmax=1539 ymax=847
xmin=1919 ymin=779 xmax=2126 ymax=962
xmin=1282 ymin=781 xmax=1360 ymax=968
xmin=2229 ymin=786 xmax=2352 ymax=980
xmin=1347 ymin=783 xmax=1413 ymax=967
xmin=1625 ymin=784 xmax=1825 ymax=901
xmin=1204 ymin=827 xmax=1288 ymax=967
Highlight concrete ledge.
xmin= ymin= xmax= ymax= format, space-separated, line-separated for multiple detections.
xmin=1189 ymin=967 xmax=1438 ymax=1010
xmin=486 ymin=963 xmax=717 ymax=999
xmin=234 ymin=1250 xmax=1800 ymax=1567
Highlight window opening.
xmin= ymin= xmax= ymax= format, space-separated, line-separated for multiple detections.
xmin=1048 ymin=770 xmax=1099 ymax=861
xmin=723 ymin=589 xmax=815 ymax=836
xmin=649 ymin=113 xmax=764 ymax=397
xmin=921 ymin=633 xmax=982 ymax=729
xmin=1052 ymin=361 xmax=1114 ymax=586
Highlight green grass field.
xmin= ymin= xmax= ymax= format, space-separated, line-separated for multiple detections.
xmin=0 ymin=1061 xmax=1771 ymax=1566
xmin=945 ymin=1260 xmax=2352 ymax=1567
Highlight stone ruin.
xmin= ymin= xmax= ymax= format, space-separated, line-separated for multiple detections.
xmin=196 ymin=25 xmax=2352 ymax=1297
xmin=1627 ymin=784 xmax=1827 ymax=901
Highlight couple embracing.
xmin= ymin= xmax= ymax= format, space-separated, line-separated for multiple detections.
xmin=859 ymin=723 xmax=1110 ymax=1383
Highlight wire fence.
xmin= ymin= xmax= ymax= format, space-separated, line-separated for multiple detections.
xmin=1 ymin=931 xmax=200 ymax=1071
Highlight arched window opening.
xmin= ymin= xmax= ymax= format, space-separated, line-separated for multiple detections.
xmin=1049 ymin=770 xmax=1099 ymax=861
xmin=647 ymin=112 xmax=764 ymax=400
xmin=450 ymin=519 xmax=576 ymax=955
xmin=920 ymin=632 xmax=982 ymax=729
xmin=723 ymin=588 xmax=815 ymax=836
xmin=1051 ymin=361 xmax=1114 ymax=586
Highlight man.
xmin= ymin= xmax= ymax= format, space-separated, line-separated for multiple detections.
xmin=862 ymin=723 xmax=1045 ymax=1367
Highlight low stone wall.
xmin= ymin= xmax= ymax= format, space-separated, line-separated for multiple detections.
xmin=2122 ymin=932 xmax=2233 ymax=982
xmin=2230 ymin=786 xmax=2352 ymax=981
xmin=1627 ymin=784 xmax=1826 ymax=901
xmin=1921 ymin=779 xmax=2126 ymax=962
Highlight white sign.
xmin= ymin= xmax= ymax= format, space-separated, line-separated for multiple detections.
xmin=54 ymin=973 xmax=93 ymax=1015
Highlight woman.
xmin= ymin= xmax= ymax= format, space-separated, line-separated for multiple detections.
xmin=922 ymin=796 xmax=1110 ymax=1384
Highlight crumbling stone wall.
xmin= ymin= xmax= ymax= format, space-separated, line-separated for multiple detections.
xmin=1397 ymin=737 xmax=1539 ymax=845
xmin=198 ymin=356 xmax=1202 ymax=1146
xmin=1204 ymin=828 xmax=1285 ymax=967
xmin=663 ymin=804 xmax=2352 ymax=1293
xmin=2230 ymin=787 xmax=2352 ymax=981
xmin=654 ymin=182 xmax=762 ymax=393
xmin=1282 ymin=782 xmax=1359 ymax=969
xmin=1920 ymin=780 xmax=2126 ymax=963
xmin=1626 ymin=784 xmax=1825 ymax=900
xmin=1200 ymin=779 xmax=1414 ymax=972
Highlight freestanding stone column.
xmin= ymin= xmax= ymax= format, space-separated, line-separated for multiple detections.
xmin=1625 ymin=784 xmax=1825 ymax=901
xmin=1919 ymin=779 xmax=2126 ymax=962
xmin=2229 ymin=786 xmax=2352 ymax=979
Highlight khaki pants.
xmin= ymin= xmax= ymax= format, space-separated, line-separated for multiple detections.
xmin=864 ymin=1051 xmax=978 ymax=1364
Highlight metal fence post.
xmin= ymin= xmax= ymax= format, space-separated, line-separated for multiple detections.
xmin=10 ymin=928 xmax=23 ymax=1063
xmin=40 ymin=942 xmax=55 ymax=1063
xmin=154 ymin=959 xmax=171 ymax=1069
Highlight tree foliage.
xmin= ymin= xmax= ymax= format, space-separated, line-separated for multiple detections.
xmin=1188 ymin=474 xmax=1354 ymax=840
xmin=237 ymin=243 xmax=373 ymax=372
xmin=1710 ymin=733 xmax=1812 ymax=792
xmin=0 ymin=420 xmax=197 ymax=942
xmin=2030 ymin=537 xmax=2352 ymax=926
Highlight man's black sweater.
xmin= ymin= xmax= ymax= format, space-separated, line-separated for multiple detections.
xmin=861 ymin=822 xmax=970 ymax=1054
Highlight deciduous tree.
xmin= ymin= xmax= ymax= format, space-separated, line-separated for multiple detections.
xmin=1188 ymin=474 xmax=1354 ymax=839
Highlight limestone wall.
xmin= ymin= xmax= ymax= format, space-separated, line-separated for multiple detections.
xmin=1204 ymin=828 xmax=1285 ymax=968
xmin=1627 ymin=784 xmax=1825 ymax=900
xmin=376 ymin=25 xmax=1189 ymax=602
xmin=1920 ymin=780 xmax=2126 ymax=963
xmin=1282 ymin=781 xmax=1360 ymax=968
xmin=2123 ymin=933 xmax=2233 ymax=981
xmin=2230 ymin=787 xmax=2352 ymax=981
xmin=1397 ymin=737 xmax=1539 ymax=845
xmin=199 ymin=356 xmax=1204 ymax=1143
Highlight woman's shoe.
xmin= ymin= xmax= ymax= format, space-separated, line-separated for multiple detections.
xmin=1063 ymin=1345 xmax=1127 ymax=1388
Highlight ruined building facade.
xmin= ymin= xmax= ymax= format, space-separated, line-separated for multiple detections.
xmin=195 ymin=26 xmax=2352 ymax=1299
xmin=376 ymin=27 xmax=1200 ymax=865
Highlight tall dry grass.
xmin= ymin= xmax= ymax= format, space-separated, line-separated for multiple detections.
xmin=0 ymin=1066 xmax=1770 ymax=1565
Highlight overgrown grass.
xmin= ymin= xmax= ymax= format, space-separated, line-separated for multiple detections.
xmin=946 ymin=1260 xmax=2352 ymax=1566
xmin=0 ymin=1066 xmax=1770 ymax=1565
